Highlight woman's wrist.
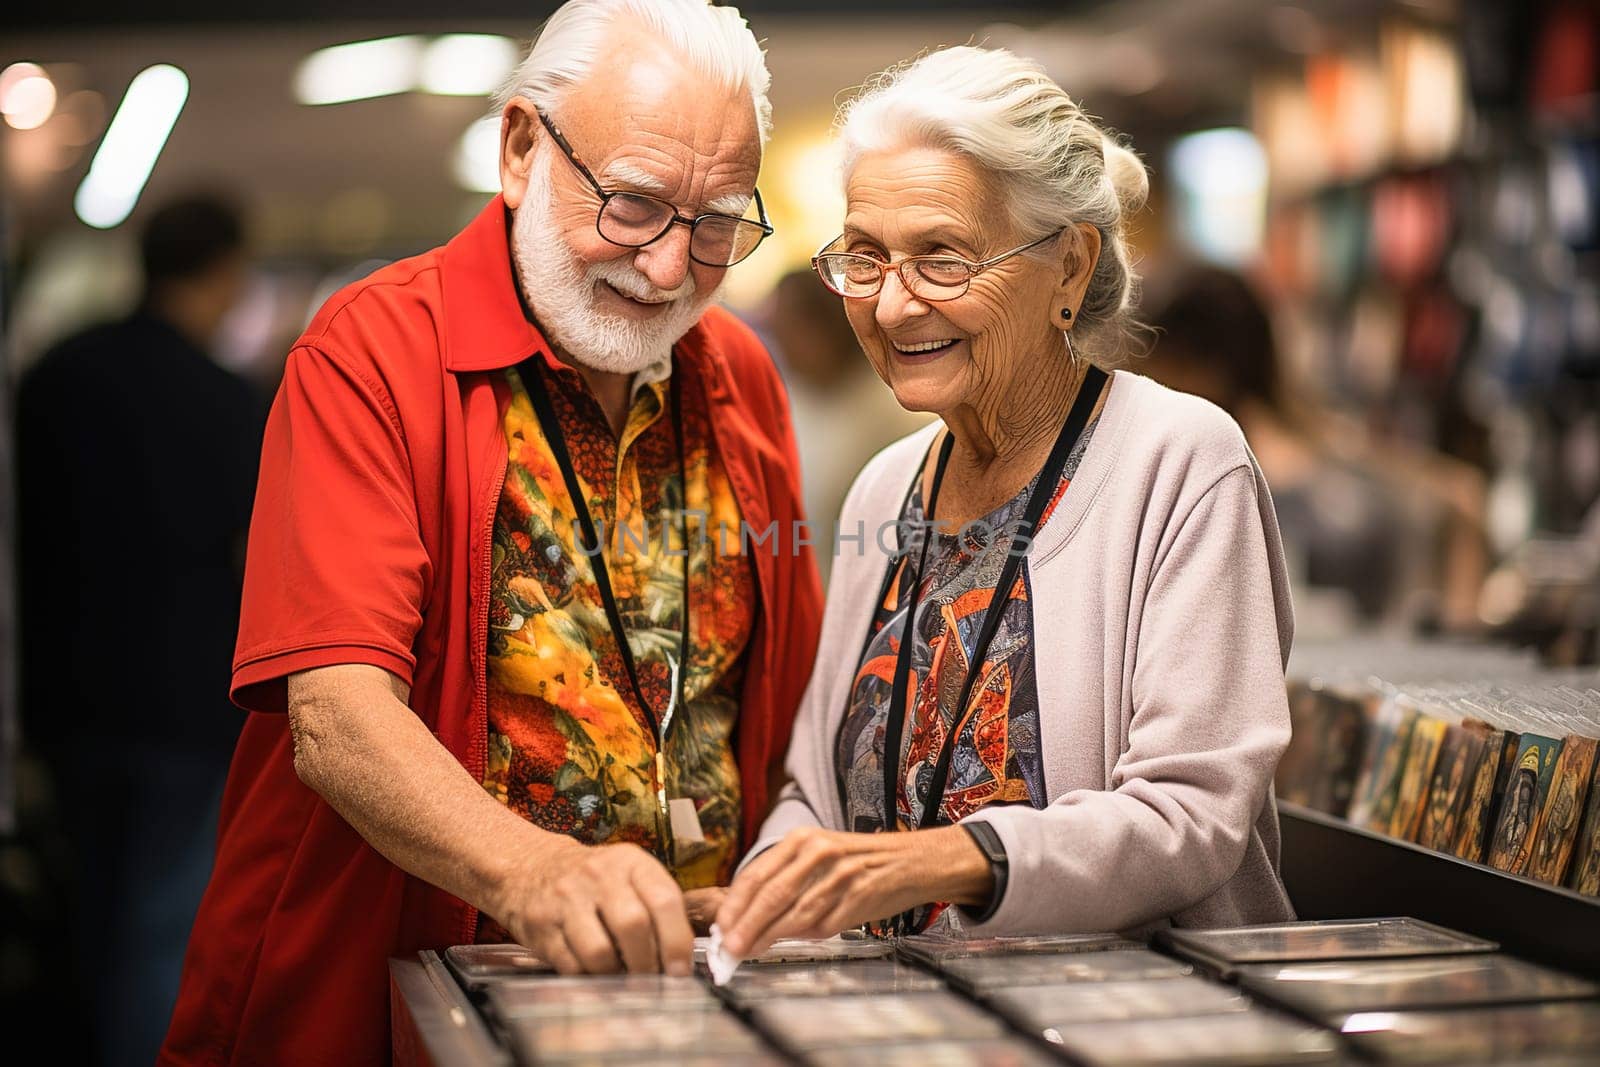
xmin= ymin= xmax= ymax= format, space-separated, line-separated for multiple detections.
xmin=894 ymin=825 xmax=994 ymax=907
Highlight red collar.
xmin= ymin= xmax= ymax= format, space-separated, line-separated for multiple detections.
xmin=438 ymin=194 xmax=554 ymax=373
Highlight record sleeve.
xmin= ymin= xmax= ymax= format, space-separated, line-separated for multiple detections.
xmin=1486 ymin=732 xmax=1563 ymax=873
xmin=1415 ymin=723 xmax=1488 ymax=851
xmin=486 ymin=974 xmax=720 ymax=1019
xmin=1569 ymin=757 xmax=1600 ymax=895
xmin=1452 ymin=727 xmax=1514 ymax=862
xmin=1338 ymin=1000 xmax=1600 ymax=1063
xmin=1039 ymin=1008 xmax=1342 ymax=1066
xmin=1158 ymin=918 xmax=1496 ymax=976
xmin=987 ymin=975 xmax=1249 ymax=1028
xmin=1527 ymin=735 xmax=1599 ymax=884
xmin=1234 ymin=954 xmax=1600 ymax=1018
xmin=716 ymin=959 xmax=943 ymax=1004
xmin=1348 ymin=693 xmax=1416 ymax=830
xmin=803 ymin=1038 xmax=1059 ymax=1067
xmin=1389 ymin=714 xmax=1448 ymax=841
xmin=936 ymin=949 xmax=1192 ymax=993
xmin=442 ymin=943 xmax=552 ymax=990
xmin=748 ymin=991 xmax=1004 ymax=1051
xmin=504 ymin=1008 xmax=764 ymax=1062
xmin=894 ymin=932 xmax=1138 ymax=964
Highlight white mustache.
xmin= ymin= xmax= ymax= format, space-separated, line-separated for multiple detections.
xmin=590 ymin=259 xmax=695 ymax=304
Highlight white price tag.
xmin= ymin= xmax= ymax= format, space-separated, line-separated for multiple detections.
xmin=668 ymin=796 xmax=705 ymax=843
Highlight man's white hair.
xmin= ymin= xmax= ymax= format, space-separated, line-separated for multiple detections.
xmin=494 ymin=0 xmax=772 ymax=144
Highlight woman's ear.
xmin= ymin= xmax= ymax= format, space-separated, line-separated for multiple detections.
xmin=1049 ymin=222 xmax=1102 ymax=329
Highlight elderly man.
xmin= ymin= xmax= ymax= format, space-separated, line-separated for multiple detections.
xmin=160 ymin=2 xmax=821 ymax=1062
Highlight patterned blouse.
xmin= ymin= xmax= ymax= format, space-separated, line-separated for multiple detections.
xmin=836 ymin=419 xmax=1099 ymax=836
xmin=480 ymin=359 xmax=755 ymax=945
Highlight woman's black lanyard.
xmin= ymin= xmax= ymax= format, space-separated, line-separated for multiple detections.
xmin=514 ymin=356 xmax=691 ymax=863
xmin=879 ymin=364 xmax=1107 ymax=837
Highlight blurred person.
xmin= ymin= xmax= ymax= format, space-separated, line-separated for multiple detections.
xmin=1141 ymin=265 xmax=1487 ymax=630
xmin=16 ymin=193 xmax=265 ymax=1067
xmin=160 ymin=2 xmax=822 ymax=1063
xmin=716 ymin=46 xmax=1296 ymax=957
xmin=769 ymin=268 xmax=931 ymax=583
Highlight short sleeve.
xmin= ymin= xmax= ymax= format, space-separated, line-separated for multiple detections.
xmin=230 ymin=345 xmax=432 ymax=713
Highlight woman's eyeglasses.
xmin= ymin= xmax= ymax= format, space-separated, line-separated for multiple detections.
xmin=811 ymin=230 xmax=1063 ymax=301
xmin=536 ymin=108 xmax=772 ymax=268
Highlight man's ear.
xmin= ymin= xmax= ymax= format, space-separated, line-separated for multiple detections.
xmin=500 ymin=98 xmax=540 ymax=209
xmin=1048 ymin=222 xmax=1102 ymax=329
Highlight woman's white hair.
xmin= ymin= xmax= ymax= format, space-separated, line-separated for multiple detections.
xmin=839 ymin=46 xmax=1149 ymax=360
xmin=494 ymin=0 xmax=772 ymax=145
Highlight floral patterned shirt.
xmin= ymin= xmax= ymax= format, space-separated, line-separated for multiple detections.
xmin=479 ymin=359 xmax=754 ymax=940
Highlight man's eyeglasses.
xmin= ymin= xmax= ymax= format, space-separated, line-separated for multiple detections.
xmin=811 ymin=230 xmax=1063 ymax=301
xmin=535 ymin=108 xmax=772 ymax=268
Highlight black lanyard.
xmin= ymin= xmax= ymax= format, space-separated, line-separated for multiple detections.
xmin=879 ymin=364 xmax=1107 ymax=832
xmin=514 ymin=356 xmax=691 ymax=792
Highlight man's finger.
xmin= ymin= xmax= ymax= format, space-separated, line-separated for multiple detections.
xmin=540 ymin=932 xmax=584 ymax=976
xmin=598 ymin=888 xmax=660 ymax=974
xmin=631 ymin=863 xmax=693 ymax=977
xmin=561 ymin=905 xmax=623 ymax=974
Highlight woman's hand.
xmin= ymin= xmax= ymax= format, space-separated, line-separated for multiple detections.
xmin=714 ymin=825 xmax=992 ymax=958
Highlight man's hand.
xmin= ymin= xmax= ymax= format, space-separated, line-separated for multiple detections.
xmin=493 ymin=840 xmax=695 ymax=976
xmin=713 ymin=825 xmax=991 ymax=959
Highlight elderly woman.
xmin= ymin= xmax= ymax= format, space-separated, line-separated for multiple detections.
xmin=715 ymin=46 xmax=1296 ymax=956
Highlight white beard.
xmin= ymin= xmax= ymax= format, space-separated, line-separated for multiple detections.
xmin=511 ymin=150 xmax=716 ymax=376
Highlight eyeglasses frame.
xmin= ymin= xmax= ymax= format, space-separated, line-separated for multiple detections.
xmin=810 ymin=229 xmax=1066 ymax=301
xmin=533 ymin=107 xmax=773 ymax=267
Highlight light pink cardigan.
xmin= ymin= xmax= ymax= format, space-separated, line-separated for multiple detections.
xmin=753 ymin=370 xmax=1297 ymax=934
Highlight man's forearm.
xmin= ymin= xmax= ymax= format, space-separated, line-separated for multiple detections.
xmin=287 ymin=664 xmax=573 ymax=924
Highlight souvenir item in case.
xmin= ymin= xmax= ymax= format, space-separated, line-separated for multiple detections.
xmin=749 ymin=992 xmax=1005 ymax=1051
xmin=1041 ymin=1009 xmax=1343 ymax=1066
xmin=804 ymin=1038 xmax=1059 ymax=1067
xmin=486 ymin=974 xmax=720 ymax=1019
xmin=739 ymin=937 xmax=896 ymax=965
xmin=1159 ymin=918 xmax=1496 ymax=976
xmin=504 ymin=1009 xmax=763 ymax=1062
xmin=894 ymin=932 xmax=1137 ymax=964
xmin=443 ymin=943 xmax=552 ymax=990
xmin=936 ymin=949 xmax=1192 ymax=992
xmin=1338 ymin=1000 xmax=1600 ymax=1062
xmin=987 ymin=975 xmax=1250 ymax=1028
xmin=717 ymin=959 xmax=942 ymax=1004
xmin=1235 ymin=954 xmax=1600 ymax=1018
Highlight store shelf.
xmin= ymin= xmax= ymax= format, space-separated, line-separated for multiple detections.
xmin=1278 ymin=800 xmax=1600 ymax=979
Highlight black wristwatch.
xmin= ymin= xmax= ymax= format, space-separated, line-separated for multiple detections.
xmin=959 ymin=822 xmax=1010 ymax=924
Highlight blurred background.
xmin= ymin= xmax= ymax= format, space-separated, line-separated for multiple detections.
xmin=1 ymin=0 xmax=1596 ymax=1062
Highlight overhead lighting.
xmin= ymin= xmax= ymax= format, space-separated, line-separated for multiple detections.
xmin=1170 ymin=127 xmax=1269 ymax=266
xmin=420 ymin=35 xmax=518 ymax=96
xmin=295 ymin=36 xmax=423 ymax=105
xmin=454 ymin=114 xmax=502 ymax=194
xmin=74 ymin=64 xmax=189 ymax=229
xmin=1 ymin=62 xmax=57 ymax=130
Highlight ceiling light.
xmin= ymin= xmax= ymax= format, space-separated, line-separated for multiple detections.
xmin=75 ymin=64 xmax=189 ymax=229
xmin=454 ymin=114 xmax=502 ymax=194
xmin=419 ymin=35 xmax=519 ymax=96
xmin=295 ymin=36 xmax=424 ymax=106
xmin=2 ymin=62 xmax=57 ymax=130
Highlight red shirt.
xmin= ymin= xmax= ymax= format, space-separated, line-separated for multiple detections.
xmin=160 ymin=196 xmax=823 ymax=1065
